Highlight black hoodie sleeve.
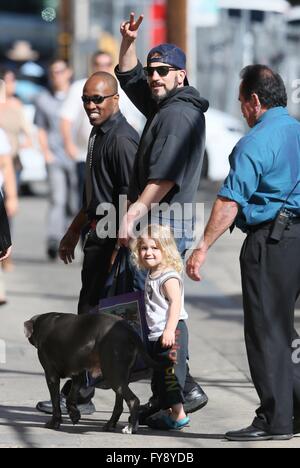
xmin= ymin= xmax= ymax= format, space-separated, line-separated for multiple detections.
xmin=0 ymin=192 xmax=11 ymax=253
xmin=115 ymin=62 xmax=157 ymax=119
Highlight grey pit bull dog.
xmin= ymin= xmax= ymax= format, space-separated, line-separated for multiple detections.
xmin=25 ymin=312 xmax=162 ymax=434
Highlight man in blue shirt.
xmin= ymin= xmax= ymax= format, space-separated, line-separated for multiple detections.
xmin=187 ymin=65 xmax=300 ymax=441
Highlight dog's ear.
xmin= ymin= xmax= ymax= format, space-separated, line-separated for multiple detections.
xmin=24 ymin=320 xmax=34 ymax=339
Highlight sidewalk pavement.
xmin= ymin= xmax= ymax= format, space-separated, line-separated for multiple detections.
xmin=0 ymin=196 xmax=299 ymax=448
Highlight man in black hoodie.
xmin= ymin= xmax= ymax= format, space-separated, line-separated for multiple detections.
xmin=115 ymin=13 xmax=209 ymax=427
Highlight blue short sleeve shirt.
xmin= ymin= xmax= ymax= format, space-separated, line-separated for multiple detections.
xmin=218 ymin=107 xmax=300 ymax=231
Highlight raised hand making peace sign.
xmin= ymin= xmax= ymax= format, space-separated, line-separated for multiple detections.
xmin=120 ymin=12 xmax=144 ymax=42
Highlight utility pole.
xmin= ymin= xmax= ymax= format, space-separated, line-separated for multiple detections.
xmin=58 ymin=0 xmax=73 ymax=61
xmin=166 ymin=0 xmax=187 ymax=52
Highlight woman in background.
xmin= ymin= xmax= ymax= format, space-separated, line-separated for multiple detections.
xmin=0 ymin=67 xmax=29 ymax=270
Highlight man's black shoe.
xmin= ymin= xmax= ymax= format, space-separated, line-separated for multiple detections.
xmin=183 ymin=385 xmax=208 ymax=414
xmin=138 ymin=398 xmax=161 ymax=426
xmin=47 ymin=240 xmax=58 ymax=261
xmin=36 ymin=396 xmax=96 ymax=415
xmin=225 ymin=425 xmax=293 ymax=442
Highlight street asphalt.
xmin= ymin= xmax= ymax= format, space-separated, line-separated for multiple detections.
xmin=0 ymin=184 xmax=299 ymax=448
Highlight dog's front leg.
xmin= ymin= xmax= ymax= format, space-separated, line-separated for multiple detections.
xmin=66 ymin=375 xmax=82 ymax=425
xmin=45 ymin=372 xmax=62 ymax=431
xmin=122 ymin=387 xmax=140 ymax=435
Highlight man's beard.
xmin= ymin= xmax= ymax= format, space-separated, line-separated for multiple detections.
xmin=151 ymin=79 xmax=179 ymax=103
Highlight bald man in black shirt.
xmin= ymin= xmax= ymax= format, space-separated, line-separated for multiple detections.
xmin=36 ymin=72 xmax=139 ymax=416
xmin=59 ymin=72 xmax=139 ymax=315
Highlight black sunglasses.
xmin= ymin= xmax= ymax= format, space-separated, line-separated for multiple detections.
xmin=143 ymin=66 xmax=179 ymax=77
xmin=81 ymin=93 xmax=117 ymax=105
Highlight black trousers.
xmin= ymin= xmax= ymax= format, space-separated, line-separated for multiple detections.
xmin=150 ymin=321 xmax=189 ymax=409
xmin=78 ymin=231 xmax=116 ymax=315
xmin=240 ymin=223 xmax=300 ymax=434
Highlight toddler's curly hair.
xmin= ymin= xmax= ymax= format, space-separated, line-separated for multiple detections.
xmin=131 ymin=224 xmax=183 ymax=273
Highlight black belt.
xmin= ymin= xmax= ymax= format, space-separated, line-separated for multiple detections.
xmin=247 ymin=217 xmax=300 ymax=233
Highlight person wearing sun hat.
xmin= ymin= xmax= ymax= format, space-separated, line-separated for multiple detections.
xmin=115 ymin=13 xmax=209 ymax=428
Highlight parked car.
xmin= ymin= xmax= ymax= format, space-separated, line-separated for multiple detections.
xmin=203 ymin=108 xmax=244 ymax=181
